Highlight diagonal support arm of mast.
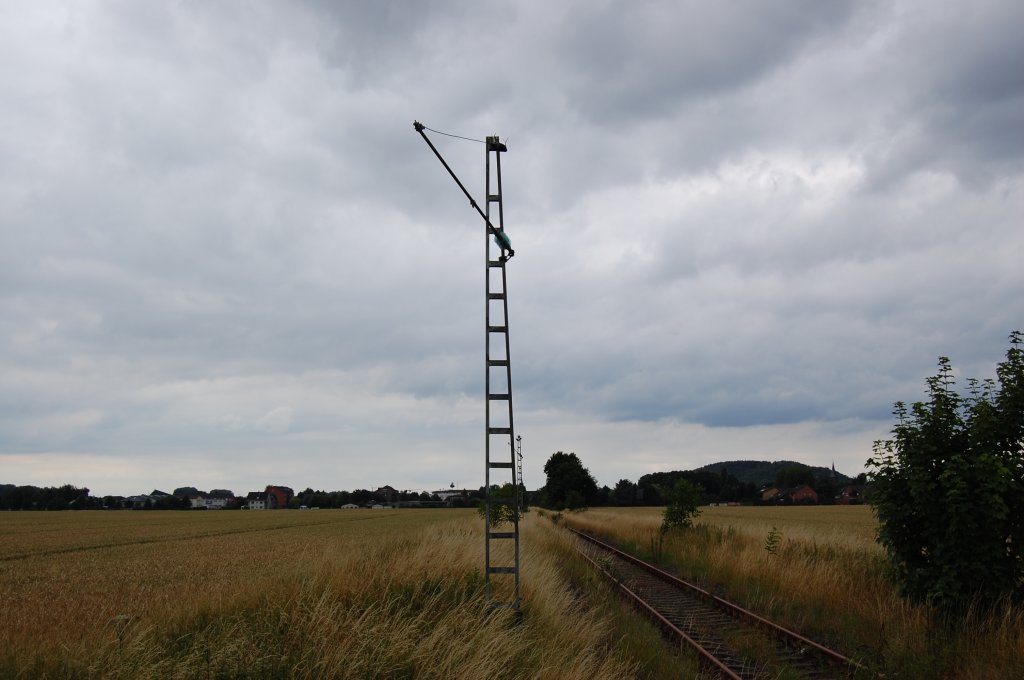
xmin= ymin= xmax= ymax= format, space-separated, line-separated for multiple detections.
xmin=414 ymin=121 xmax=501 ymax=238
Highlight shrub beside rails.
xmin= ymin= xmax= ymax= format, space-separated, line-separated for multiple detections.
xmin=868 ymin=331 xmax=1024 ymax=614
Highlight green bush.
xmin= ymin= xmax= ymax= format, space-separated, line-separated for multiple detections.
xmin=660 ymin=478 xmax=702 ymax=533
xmin=868 ymin=332 xmax=1024 ymax=614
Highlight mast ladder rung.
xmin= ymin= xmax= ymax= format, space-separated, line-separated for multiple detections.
xmin=488 ymin=567 xmax=517 ymax=574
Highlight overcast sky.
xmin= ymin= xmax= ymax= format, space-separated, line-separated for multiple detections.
xmin=2 ymin=1 xmax=1022 ymax=497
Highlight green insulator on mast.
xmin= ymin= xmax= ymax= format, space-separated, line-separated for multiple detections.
xmin=494 ymin=230 xmax=514 ymax=257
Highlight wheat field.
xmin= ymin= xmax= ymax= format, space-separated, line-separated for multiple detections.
xmin=8 ymin=505 xmax=1021 ymax=678
xmin=0 ymin=509 xmax=696 ymax=679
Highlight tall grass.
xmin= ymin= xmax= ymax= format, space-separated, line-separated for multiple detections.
xmin=561 ymin=506 xmax=1024 ymax=679
xmin=0 ymin=509 xmax=698 ymax=678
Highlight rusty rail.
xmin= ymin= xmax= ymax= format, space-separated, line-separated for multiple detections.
xmin=571 ymin=528 xmax=869 ymax=679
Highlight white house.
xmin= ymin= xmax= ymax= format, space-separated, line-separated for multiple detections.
xmin=433 ymin=489 xmax=468 ymax=501
xmin=189 ymin=494 xmax=228 ymax=509
xmin=244 ymin=491 xmax=266 ymax=510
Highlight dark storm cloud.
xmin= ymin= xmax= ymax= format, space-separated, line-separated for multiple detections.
xmin=555 ymin=2 xmax=857 ymax=124
xmin=1 ymin=1 xmax=1022 ymax=493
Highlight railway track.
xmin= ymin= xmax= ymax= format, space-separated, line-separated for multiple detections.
xmin=571 ymin=529 xmax=870 ymax=680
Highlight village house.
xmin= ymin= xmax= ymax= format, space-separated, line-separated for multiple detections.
xmin=176 ymin=488 xmax=236 ymax=510
xmin=786 ymin=485 xmax=819 ymax=504
xmin=203 ymin=496 xmax=228 ymax=509
xmin=760 ymin=485 xmax=819 ymax=504
xmin=432 ymin=488 xmax=469 ymax=501
xmin=127 ymin=495 xmax=152 ymax=509
xmin=124 ymin=490 xmax=173 ymax=509
xmin=265 ymin=485 xmax=293 ymax=509
xmin=836 ymin=484 xmax=866 ymax=505
xmin=188 ymin=493 xmax=228 ymax=509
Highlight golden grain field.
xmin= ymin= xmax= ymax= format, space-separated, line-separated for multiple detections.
xmin=0 ymin=509 xmax=695 ymax=679
xmin=7 ymin=505 xmax=1022 ymax=679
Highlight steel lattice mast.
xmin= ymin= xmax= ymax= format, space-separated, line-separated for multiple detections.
xmin=414 ymin=122 xmax=520 ymax=609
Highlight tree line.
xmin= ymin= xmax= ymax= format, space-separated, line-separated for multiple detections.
xmin=3 ymin=461 xmax=860 ymax=512
xmin=0 ymin=484 xmax=491 ymax=511
xmin=532 ymin=452 xmax=865 ymax=511
xmin=0 ymin=484 xmax=94 ymax=511
xmin=287 ymin=488 xmax=483 ymax=508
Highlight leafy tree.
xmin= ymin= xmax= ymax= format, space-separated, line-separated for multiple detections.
xmin=541 ymin=451 xmax=598 ymax=509
xmin=0 ymin=484 xmax=92 ymax=510
xmin=350 ymin=489 xmax=374 ymax=504
xmin=152 ymin=494 xmax=188 ymax=510
xmin=775 ymin=464 xmax=816 ymax=490
xmin=868 ymin=333 xmax=1024 ymax=614
xmin=637 ymin=479 xmax=663 ymax=506
xmin=564 ymin=490 xmax=586 ymax=510
xmin=738 ymin=481 xmax=760 ymax=502
xmin=612 ymin=479 xmax=638 ymax=506
xmin=101 ymin=495 xmax=125 ymax=509
xmin=638 ymin=469 xmax=747 ymax=504
xmin=478 ymin=482 xmax=523 ymax=526
xmin=814 ymin=475 xmax=838 ymax=505
xmin=716 ymin=467 xmax=742 ymax=502
xmin=661 ymin=479 xmax=702 ymax=533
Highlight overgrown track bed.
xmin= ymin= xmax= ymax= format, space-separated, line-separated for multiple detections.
xmin=571 ymin=529 xmax=869 ymax=680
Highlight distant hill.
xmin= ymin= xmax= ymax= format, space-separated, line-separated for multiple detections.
xmin=694 ymin=460 xmax=852 ymax=487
